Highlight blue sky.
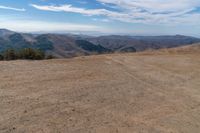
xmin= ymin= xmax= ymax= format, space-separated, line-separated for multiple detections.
xmin=0 ymin=0 xmax=200 ymax=36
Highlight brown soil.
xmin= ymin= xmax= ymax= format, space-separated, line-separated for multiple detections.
xmin=0 ymin=52 xmax=200 ymax=133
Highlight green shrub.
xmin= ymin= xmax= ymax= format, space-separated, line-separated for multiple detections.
xmin=0 ymin=54 xmax=3 ymax=60
xmin=18 ymin=48 xmax=45 ymax=60
xmin=0 ymin=48 xmax=47 ymax=61
xmin=4 ymin=49 xmax=17 ymax=60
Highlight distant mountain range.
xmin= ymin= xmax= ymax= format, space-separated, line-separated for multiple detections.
xmin=0 ymin=29 xmax=200 ymax=58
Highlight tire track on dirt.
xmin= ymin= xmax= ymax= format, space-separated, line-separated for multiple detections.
xmin=105 ymin=56 xmax=164 ymax=95
xmin=106 ymin=55 xmax=200 ymax=132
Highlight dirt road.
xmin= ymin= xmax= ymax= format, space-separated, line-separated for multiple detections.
xmin=0 ymin=53 xmax=200 ymax=133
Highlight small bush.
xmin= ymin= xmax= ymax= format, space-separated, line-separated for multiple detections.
xmin=0 ymin=54 xmax=3 ymax=60
xmin=46 ymin=55 xmax=54 ymax=59
xmin=4 ymin=49 xmax=17 ymax=60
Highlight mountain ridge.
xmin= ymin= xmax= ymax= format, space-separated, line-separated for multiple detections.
xmin=0 ymin=29 xmax=200 ymax=58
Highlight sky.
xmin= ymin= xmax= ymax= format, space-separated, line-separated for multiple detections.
xmin=0 ymin=0 xmax=200 ymax=36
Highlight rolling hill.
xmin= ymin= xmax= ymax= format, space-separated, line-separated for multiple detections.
xmin=0 ymin=29 xmax=200 ymax=58
xmin=139 ymin=43 xmax=200 ymax=55
xmin=165 ymin=43 xmax=200 ymax=54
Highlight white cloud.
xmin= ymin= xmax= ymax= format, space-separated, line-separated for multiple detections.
xmin=97 ymin=0 xmax=200 ymax=24
xmin=30 ymin=1 xmax=200 ymax=25
xmin=92 ymin=18 xmax=111 ymax=22
xmin=97 ymin=0 xmax=200 ymax=12
xmin=0 ymin=19 xmax=102 ymax=32
xmin=30 ymin=4 xmax=125 ymax=17
xmin=0 ymin=5 xmax=25 ymax=11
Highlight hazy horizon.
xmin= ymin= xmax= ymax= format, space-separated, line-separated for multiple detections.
xmin=1 ymin=28 xmax=200 ymax=38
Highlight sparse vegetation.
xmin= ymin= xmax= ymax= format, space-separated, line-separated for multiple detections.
xmin=0 ymin=54 xmax=3 ymax=60
xmin=0 ymin=48 xmax=53 ymax=61
xmin=46 ymin=54 xmax=55 ymax=59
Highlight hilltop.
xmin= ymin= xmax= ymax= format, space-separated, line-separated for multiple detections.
xmin=138 ymin=43 xmax=200 ymax=55
xmin=0 ymin=46 xmax=199 ymax=133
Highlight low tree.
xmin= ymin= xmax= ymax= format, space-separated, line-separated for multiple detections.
xmin=18 ymin=48 xmax=45 ymax=60
xmin=4 ymin=49 xmax=17 ymax=60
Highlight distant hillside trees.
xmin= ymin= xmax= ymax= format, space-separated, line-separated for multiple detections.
xmin=0 ymin=48 xmax=54 ymax=61
xmin=75 ymin=40 xmax=112 ymax=54
xmin=34 ymin=35 xmax=54 ymax=51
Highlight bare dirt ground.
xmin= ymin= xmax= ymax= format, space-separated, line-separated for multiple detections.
xmin=0 ymin=52 xmax=200 ymax=133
